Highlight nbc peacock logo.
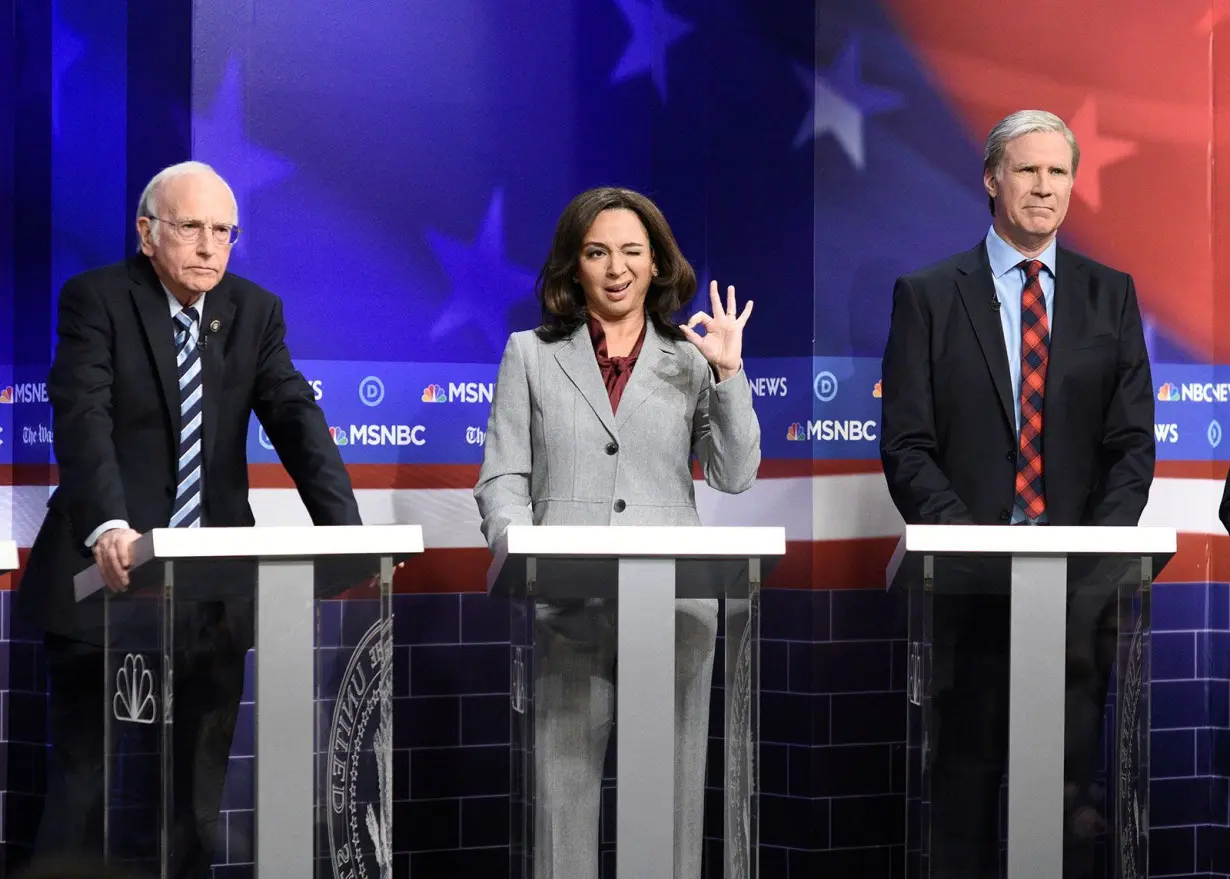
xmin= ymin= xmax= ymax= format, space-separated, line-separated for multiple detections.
xmin=786 ymin=422 xmax=809 ymax=442
xmin=1157 ymin=382 xmax=1180 ymax=402
xmin=421 ymin=384 xmax=447 ymax=403
xmin=0 ymin=387 xmax=12 ymax=404
xmin=329 ymin=426 xmax=350 ymax=447
xmin=872 ymin=380 xmax=882 ymax=399
xmin=113 ymin=654 xmax=158 ymax=724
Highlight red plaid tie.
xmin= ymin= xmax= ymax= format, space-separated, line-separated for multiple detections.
xmin=1016 ymin=259 xmax=1049 ymax=520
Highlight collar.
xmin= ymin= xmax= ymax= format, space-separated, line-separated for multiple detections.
xmin=985 ymin=225 xmax=1057 ymax=280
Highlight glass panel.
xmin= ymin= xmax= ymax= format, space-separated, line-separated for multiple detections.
xmin=102 ymin=562 xmax=172 ymax=877
xmin=316 ymin=557 xmax=395 ymax=879
xmin=100 ymin=553 xmax=393 ymax=878
xmin=907 ymin=553 xmax=1015 ymax=878
xmin=508 ymin=556 xmax=757 ymax=878
xmin=905 ymin=551 xmax=1152 ymax=878
xmin=102 ymin=558 xmax=254 ymax=877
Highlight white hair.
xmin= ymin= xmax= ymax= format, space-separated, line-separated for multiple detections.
xmin=982 ymin=110 xmax=1080 ymax=215
xmin=136 ymin=161 xmax=239 ymax=245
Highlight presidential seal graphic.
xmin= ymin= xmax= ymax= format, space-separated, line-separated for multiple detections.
xmin=328 ymin=618 xmax=394 ymax=879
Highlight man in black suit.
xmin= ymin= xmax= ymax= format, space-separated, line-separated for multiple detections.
xmin=880 ymin=110 xmax=1154 ymax=877
xmin=17 ymin=161 xmax=361 ymax=877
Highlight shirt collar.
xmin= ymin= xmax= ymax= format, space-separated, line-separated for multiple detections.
xmin=163 ymin=283 xmax=206 ymax=320
xmin=985 ymin=225 xmax=1057 ymax=280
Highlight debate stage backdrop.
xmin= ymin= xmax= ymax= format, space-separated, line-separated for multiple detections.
xmin=6 ymin=0 xmax=1230 ymax=875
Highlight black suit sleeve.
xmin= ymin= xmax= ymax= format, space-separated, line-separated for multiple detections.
xmin=251 ymin=297 xmax=362 ymax=527
xmin=879 ymin=276 xmax=975 ymax=525
xmin=48 ymin=276 xmax=127 ymax=543
xmin=1086 ymin=274 xmax=1155 ymax=526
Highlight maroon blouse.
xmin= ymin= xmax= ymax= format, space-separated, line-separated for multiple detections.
xmin=588 ymin=316 xmax=647 ymax=412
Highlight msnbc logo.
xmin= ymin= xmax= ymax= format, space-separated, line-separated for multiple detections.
xmin=329 ymin=426 xmax=350 ymax=446
xmin=873 ymin=380 xmax=882 ymax=399
xmin=422 ymin=384 xmax=447 ymax=403
xmin=1157 ymin=383 xmax=1180 ymax=402
xmin=786 ymin=422 xmax=809 ymax=442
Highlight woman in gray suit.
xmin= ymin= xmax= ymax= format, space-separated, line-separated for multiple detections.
xmin=475 ymin=186 xmax=760 ymax=878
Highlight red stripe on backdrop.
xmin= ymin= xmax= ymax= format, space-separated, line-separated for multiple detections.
xmin=0 ymin=458 xmax=1223 ymax=487
xmin=1 ymin=458 xmax=885 ymax=488
xmin=1 ymin=536 xmax=1227 ymax=596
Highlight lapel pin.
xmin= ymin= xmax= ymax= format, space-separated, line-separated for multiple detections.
xmin=210 ymin=320 xmax=221 ymax=333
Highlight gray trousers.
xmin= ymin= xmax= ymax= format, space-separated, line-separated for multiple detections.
xmin=533 ymin=597 xmax=718 ymax=879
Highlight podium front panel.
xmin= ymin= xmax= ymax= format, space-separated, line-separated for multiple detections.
xmin=100 ymin=555 xmax=394 ymax=878
xmin=904 ymin=552 xmax=1151 ymax=879
xmin=508 ymin=556 xmax=761 ymax=879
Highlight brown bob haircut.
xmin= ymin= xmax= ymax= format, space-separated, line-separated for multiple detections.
xmin=534 ymin=187 xmax=697 ymax=342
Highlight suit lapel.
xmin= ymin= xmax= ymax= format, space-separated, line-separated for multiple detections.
xmin=199 ymin=279 xmax=236 ymax=471
xmin=956 ymin=243 xmax=1015 ymax=432
xmin=1046 ymin=247 xmax=1084 ymax=389
xmin=554 ymin=326 xmax=618 ymax=439
xmin=129 ymin=260 xmax=181 ymax=442
xmin=614 ymin=323 xmax=673 ymax=430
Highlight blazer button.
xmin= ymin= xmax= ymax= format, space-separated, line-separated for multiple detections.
xmin=1005 ymin=450 xmax=1015 ymax=462
xmin=999 ymin=510 xmax=1011 ymax=521
xmin=613 ymin=499 xmax=626 ymax=513
xmin=606 ymin=441 xmax=619 ymax=456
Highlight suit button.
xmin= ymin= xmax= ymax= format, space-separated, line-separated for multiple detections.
xmin=613 ymin=499 xmax=626 ymax=513
xmin=999 ymin=510 xmax=1011 ymax=521
xmin=606 ymin=441 xmax=619 ymax=456
xmin=1005 ymin=450 xmax=1015 ymax=462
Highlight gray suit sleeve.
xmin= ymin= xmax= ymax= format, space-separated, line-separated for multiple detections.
xmin=475 ymin=334 xmax=535 ymax=550
xmin=691 ymin=359 xmax=760 ymax=494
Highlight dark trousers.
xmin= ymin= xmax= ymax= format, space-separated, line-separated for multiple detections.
xmin=928 ymin=587 xmax=1117 ymax=879
xmin=33 ymin=603 xmax=247 ymax=879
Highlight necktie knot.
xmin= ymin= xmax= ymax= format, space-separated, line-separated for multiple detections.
xmin=1018 ymin=259 xmax=1044 ymax=283
xmin=175 ymin=306 xmax=199 ymax=332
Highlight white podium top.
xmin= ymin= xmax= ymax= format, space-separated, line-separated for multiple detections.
xmin=0 ymin=541 xmax=18 ymax=573
xmin=488 ymin=525 xmax=786 ymax=594
xmin=886 ymin=524 xmax=1178 ymax=590
xmin=74 ymin=525 xmax=423 ymax=602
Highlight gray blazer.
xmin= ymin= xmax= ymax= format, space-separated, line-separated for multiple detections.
xmin=475 ymin=320 xmax=761 ymax=549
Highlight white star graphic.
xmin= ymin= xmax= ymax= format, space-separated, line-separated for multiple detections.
xmin=192 ymin=58 xmax=295 ymax=237
xmin=793 ymin=36 xmax=904 ymax=170
xmin=425 ymin=189 xmax=537 ymax=354
xmin=1069 ymin=96 xmax=1136 ymax=213
xmin=608 ymin=0 xmax=694 ymax=103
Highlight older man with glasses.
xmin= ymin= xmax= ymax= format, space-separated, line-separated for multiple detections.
xmin=16 ymin=161 xmax=361 ymax=877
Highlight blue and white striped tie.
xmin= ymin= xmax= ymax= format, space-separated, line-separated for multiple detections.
xmin=170 ymin=306 xmax=203 ymax=528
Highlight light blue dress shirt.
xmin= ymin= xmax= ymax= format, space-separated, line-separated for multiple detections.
xmin=984 ymin=226 xmax=1055 ymax=525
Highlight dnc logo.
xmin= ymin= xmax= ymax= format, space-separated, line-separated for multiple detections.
xmin=1157 ymin=383 xmax=1180 ymax=402
xmin=786 ymin=422 xmax=809 ymax=442
xmin=422 ymin=384 xmax=447 ymax=403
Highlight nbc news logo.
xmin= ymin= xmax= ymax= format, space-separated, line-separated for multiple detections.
xmin=1157 ymin=382 xmax=1180 ymax=402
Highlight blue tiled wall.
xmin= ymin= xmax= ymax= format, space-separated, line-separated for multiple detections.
xmin=0 ymin=582 xmax=1228 ymax=876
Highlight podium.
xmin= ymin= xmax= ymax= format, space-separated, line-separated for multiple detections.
xmin=488 ymin=525 xmax=785 ymax=879
xmin=887 ymin=525 xmax=1176 ymax=878
xmin=73 ymin=525 xmax=423 ymax=878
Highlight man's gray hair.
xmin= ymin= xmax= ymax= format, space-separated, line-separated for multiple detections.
xmin=983 ymin=110 xmax=1080 ymax=215
xmin=136 ymin=161 xmax=239 ymax=245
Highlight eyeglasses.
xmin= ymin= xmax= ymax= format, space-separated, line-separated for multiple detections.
xmin=147 ymin=216 xmax=241 ymax=247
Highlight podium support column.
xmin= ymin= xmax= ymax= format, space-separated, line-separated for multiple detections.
xmin=255 ymin=559 xmax=316 ymax=874
xmin=1007 ymin=556 xmax=1067 ymax=878
xmin=615 ymin=558 xmax=677 ymax=879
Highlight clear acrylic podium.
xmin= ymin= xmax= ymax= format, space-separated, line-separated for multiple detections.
xmin=887 ymin=525 xmax=1176 ymax=879
xmin=487 ymin=524 xmax=785 ymax=879
xmin=72 ymin=525 xmax=423 ymax=878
